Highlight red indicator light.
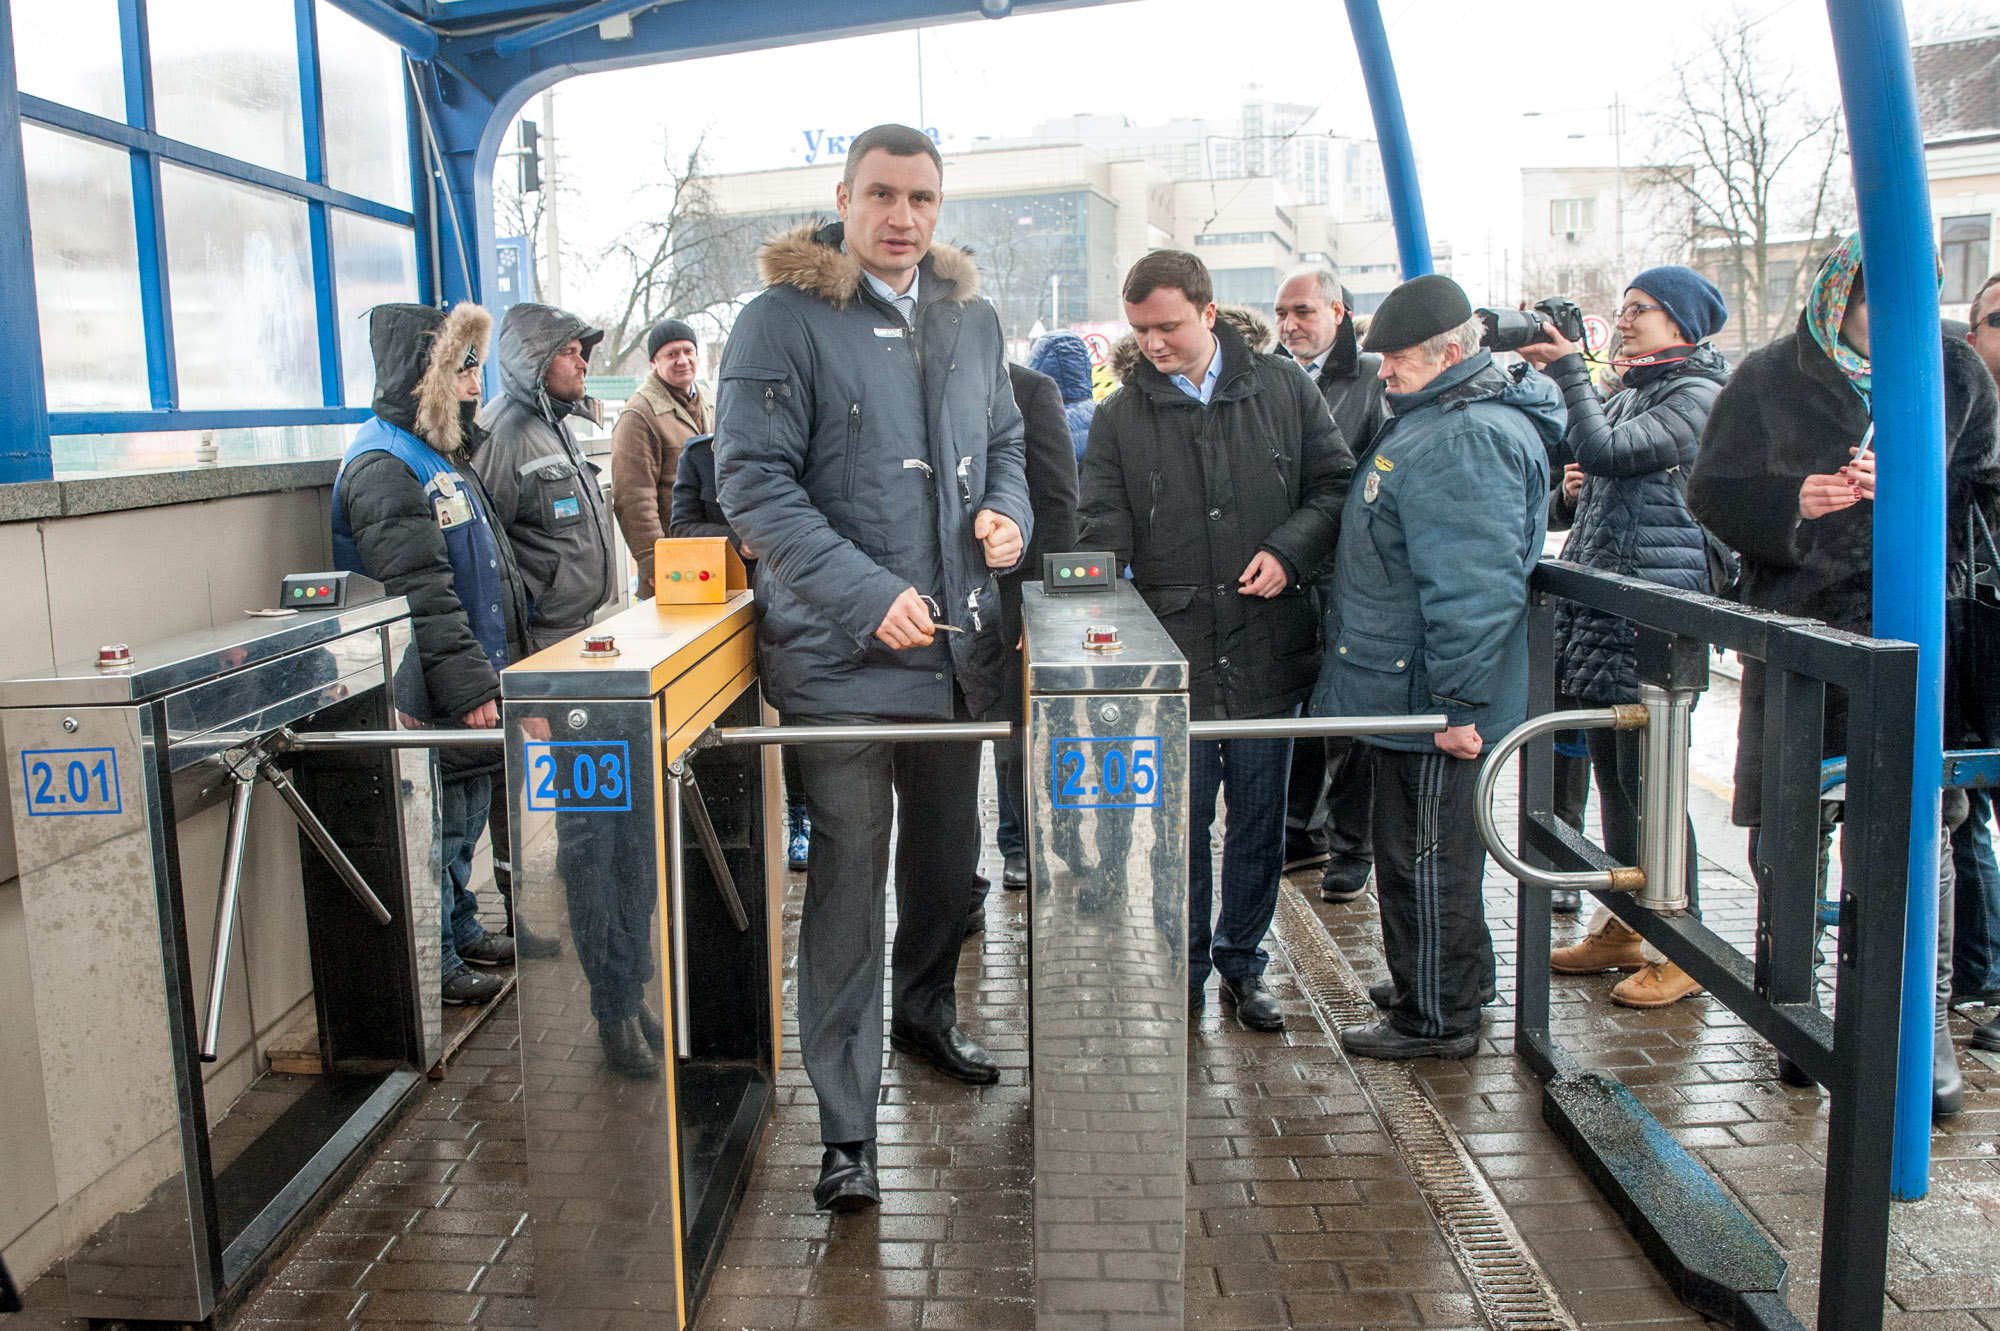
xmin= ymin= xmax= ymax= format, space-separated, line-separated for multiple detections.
xmin=319 ymin=586 xmax=331 ymax=596
xmin=698 ymin=570 xmax=710 ymax=581
xmin=1089 ymin=566 xmax=1100 ymax=577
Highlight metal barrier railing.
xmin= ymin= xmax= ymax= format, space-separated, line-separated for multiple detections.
xmin=1484 ymin=559 xmax=1915 ymax=1331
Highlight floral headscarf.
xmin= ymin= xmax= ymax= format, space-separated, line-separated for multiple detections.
xmin=1806 ymin=231 xmax=1870 ymax=398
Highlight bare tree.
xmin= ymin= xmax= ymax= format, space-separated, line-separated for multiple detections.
xmin=946 ymin=203 xmax=1062 ymax=341
xmin=1643 ymin=11 xmax=1851 ymax=354
xmin=593 ymin=137 xmax=758 ymax=372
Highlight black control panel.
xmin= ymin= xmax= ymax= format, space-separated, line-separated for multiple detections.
xmin=1041 ymin=552 xmax=1117 ymax=594
xmin=279 ymin=571 xmax=384 ymax=610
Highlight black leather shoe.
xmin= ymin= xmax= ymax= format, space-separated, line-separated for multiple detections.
xmin=1002 ymin=852 xmax=1029 ymax=889
xmin=1319 ymin=856 xmax=1373 ymax=904
xmin=963 ymin=908 xmax=986 ymax=937
xmin=1934 ymin=1043 xmax=1964 ymax=1120
xmin=1220 ymin=975 xmax=1285 ymax=1031
xmin=634 ymin=1006 xmax=666 ymax=1055
xmin=1974 ymin=1014 xmax=2000 ymax=1052
xmin=1550 ymin=889 xmax=1582 ymax=915
xmin=890 ymin=1024 xmax=999 ymax=1085
xmin=1369 ymin=979 xmax=1497 ymax=1007
xmin=1950 ymin=984 xmax=2000 ymax=1007
xmin=1340 ymin=1019 xmax=1476 ymax=1061
xmin=599 ymin=1015 xmax=661 ymax=1079
xmin=512 ymin=919 xmax=563 ymax=960
xmin=1189 ymin=984 xmax=1206 ymax=1016
xmin=814 ymin=1141 xmax=879 ymax=1213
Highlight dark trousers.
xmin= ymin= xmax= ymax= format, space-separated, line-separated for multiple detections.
xmin=1585 ymin=725 xmax=1701 ymax=915
xmin=1188 ymin=735 xmax=1293 ymax=987
xmin=792 ymin=704 xmax=982 ymax=1146
xmin=441 ymin=773 xmax=491 ymax=972
xmin=1373 ymin=747 xmax=1496 ymax=1039
xmin=1952 ymin=789 xmax=2000 ymax=993
xmin=1285 ymin=736 xmax=1375 ymax=866
xmin=555 ymin=801 xmax=657 ymax=1026
xmin=1552 ymin=720 xmax=1590 ymax=834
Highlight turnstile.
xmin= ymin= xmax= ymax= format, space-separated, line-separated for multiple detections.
xmin=1021 ymin=580 xmax=1191 ymax=1329
xmin=0 ymin=592 xmax=440 ymax=1323
xmin=501 ymin=589 xmax=779 ymax=1328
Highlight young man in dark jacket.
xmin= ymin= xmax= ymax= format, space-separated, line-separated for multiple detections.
xmin=1312 ymin=275 xmax=1563 ymax=1060
xmin=1079 ymin=249 xmax=1354 ymax=1032
xmin=332 ymin=303 xmax=530 ymax=1006
xmin=1273 ymin=266 xmax=1392 ymax=905
xmin=714 ymin=125 xmax=1032 ymax=1213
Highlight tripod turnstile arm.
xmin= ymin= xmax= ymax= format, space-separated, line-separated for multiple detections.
xmin=671 ymin=763 xmax=750 ymax=933
xmin=199 ymin=771 xmax=258 ymax=1063
xmin=257 ymin=760 xmax=395 ymax=925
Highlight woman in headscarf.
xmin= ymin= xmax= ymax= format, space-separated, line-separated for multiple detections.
xmin=1688 ymin=232 xmax=2000 ymax=1118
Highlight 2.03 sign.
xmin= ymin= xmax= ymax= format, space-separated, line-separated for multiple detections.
xmin=1052 ymin=736 xmax=1162 ymax=810
xmin=525 ymin=741 xmax=632 ymax=813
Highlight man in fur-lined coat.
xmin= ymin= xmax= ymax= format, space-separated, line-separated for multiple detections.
xmin=714 ymin=124 xmax=1032 ymax=1214
xmin=332 ymin=303 xmax=530 ymax=1008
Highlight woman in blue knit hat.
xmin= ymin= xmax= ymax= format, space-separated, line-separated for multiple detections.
xmin=1516 ymin=265 xmax=1732 ymax=1008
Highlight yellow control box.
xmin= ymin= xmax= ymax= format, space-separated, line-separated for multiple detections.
xmin=653 ymin=536 xmax=748 ymax=604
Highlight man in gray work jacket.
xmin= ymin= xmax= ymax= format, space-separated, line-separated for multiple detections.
xmin=1312 ymin=274 xmax=1563 ymax=1062
xmin=715 ymin=124 xmax=1032 ymax=1214
xmin=472 ymin=302 xmax=617 ymax=652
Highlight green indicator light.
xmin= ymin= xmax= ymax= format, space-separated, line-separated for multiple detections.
xmin=292 ymin=587 xmax=304 ymax=598
xmin=1058 ymin=567 xmax=1071 ymax=578
xmin=671 ymin=571 xmax=683 ymax=582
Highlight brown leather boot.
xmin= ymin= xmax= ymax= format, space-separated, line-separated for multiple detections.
xmin=1610 ymin=960 xmax=1704 ymax=1008
xmin=1550 ymin=914 xmax=1646 ymax=974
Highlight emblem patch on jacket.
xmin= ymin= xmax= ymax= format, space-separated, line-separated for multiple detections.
xmin=1373 ymin=454 xmax=1395 ymax=472
xmin=1364 ymin=472 xmax=1381 ymax=503
xmin=427 ymin=474 xmax=473 ymax=530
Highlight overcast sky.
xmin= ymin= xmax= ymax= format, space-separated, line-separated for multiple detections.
xmin=528 ymin=0 xmax=1973 ymax=318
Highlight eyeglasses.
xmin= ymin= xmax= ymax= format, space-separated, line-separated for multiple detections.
xmin=1616 ymin=301 xmax=1666 ymax=322
xmin=1981 ymin=310 xmax=2000 ymax=330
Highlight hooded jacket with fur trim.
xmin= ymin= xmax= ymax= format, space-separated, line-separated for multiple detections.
xmin=334 ymin=303 xmax=527 ymax=773
xmin=714 ymin=221 xmax=1032 ymax=721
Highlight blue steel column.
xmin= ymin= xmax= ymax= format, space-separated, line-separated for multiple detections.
xmin=0 ymin=0 xmax=55 ymax=482
xmin=1824 ymin=0 xmax=1945 ymax=1202
xmin=1343 ymin=0 xmax=1432 ymax=280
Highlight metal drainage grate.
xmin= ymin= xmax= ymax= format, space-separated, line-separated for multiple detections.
xmin=1274 ymin=885 xmax=1579 ymax=1331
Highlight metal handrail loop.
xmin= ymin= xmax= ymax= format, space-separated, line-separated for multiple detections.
xmin=1474 ymin=704 xmax=1649 ymax=894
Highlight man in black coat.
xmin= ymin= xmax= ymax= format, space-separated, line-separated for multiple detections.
xmin=969 ymin=362 xmax=1080 ymax=916
xmin=1272 ymin=267 xmax=1391 ymax=904
xmin=1080 ymin=250 xmax=1354 ymax=1031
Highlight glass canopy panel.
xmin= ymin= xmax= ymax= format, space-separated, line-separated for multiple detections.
xmin=331 ymin=209 xmax=420 ymax=408
xmin=21 ymin=125 xmax=151 ymax=411
xmin=10 ymin=0 xmax=126 ymax=122
xmin=316 ymin=0 xmax=413 ymax=208
xmin=148 ymin=0 xmax=307 ymax=178
xmin=161 ymin=164 xmax=321 ymax=409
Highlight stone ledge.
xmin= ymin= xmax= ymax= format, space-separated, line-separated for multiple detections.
xmin=0 ymin=460 xmax=340 ymax=523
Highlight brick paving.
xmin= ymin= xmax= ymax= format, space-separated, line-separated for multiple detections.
xmin=7 ymin=768 xmax=2000 ymax=1330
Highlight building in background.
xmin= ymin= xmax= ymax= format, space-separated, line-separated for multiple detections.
xmin=1916 ymin=27 xmax=2000 ymax=319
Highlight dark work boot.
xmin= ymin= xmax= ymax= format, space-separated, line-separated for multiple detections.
xmin=599 ymin=1016 xmax=662 ymax=1079
xmin=1973 ymin=1014 xmax=2000 ymax=1052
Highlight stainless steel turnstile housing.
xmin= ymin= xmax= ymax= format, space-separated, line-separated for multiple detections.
xmin=1022 ymin=580 xmax=1190 ymax=1329
xmin=0 ymin=597 xmax=440 ymax=1323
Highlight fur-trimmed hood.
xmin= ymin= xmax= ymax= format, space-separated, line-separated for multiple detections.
xmin=368 ymin=302 xmax=491 ymax=456
xmin=756 ymin=221 xmax=981 ymax=309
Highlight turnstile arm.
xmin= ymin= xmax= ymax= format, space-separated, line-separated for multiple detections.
xmin=671 ymin=763 xmax=750 ymax=933
xmin=199 ymin=772 xmax=258 ymax=1063
xmin=1187 ymin=713 xmax=1449 ymax=740
xmin=258 ymin=760 xmax=394 ymax=924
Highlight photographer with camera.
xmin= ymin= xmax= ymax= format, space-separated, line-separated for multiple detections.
xmin=1512 ymin=266 xmax=1730 ymax=1009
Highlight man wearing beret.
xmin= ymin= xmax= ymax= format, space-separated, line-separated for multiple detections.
xmin=1311 ymin=274 xmax=1565 ymax=1059
xmin=612 ymin=317 xmax=710 ymax=599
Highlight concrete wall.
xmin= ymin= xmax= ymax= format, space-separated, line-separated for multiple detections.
xmin=0 ymin=480 xmax=334 ymax=1284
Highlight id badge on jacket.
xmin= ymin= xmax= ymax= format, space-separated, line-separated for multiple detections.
xmin=429 ymin=472 xmax=475 ymax=530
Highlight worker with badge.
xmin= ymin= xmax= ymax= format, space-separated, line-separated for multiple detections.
xmin=331 ymin=302 xmax=532 ymax=1008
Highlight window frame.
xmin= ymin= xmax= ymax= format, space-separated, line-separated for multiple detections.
xmin=1940 ymin=213 xmax=1991 ymax=308
xmin=15 ymin=0 xmax=429 ymax=438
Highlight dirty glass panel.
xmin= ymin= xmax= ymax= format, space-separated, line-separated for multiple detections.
xmin=148 ymin=0 xmax=306 ymax=178
xmin=22 ymin=125 xmax=150 ymax=412
xmin=316 ymin=0 xmax=412 ymax=208
xmin=11 ymin=0 xmax=125 ymax=121
xmin=51 ymin=424 xmax=354 ymax=475
xmin=161 ymin=164 xmax=320 ymax=409
xmin=331 ymin=210 xmax=420 ymax=408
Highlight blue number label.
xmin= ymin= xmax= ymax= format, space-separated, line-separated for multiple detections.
xmin=524 ymin=741 xmax=632 ymax=812
xmin=20 ymin=748 xmax=122 ymax=817
xmin=1051 ymin=736 xmax=1163 ymax=810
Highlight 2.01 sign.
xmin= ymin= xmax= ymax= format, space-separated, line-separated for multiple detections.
xmin=20 ymin=748 xmax=123 ymax=817
xmin=524 ymin=741 xmax=632 ymax=813
xmin=1051 ymin=736 xmax=1162 ymax=810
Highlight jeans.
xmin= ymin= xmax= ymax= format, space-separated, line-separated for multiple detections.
xmin=1952 ymin=788 xmax=2000 ymax=994
xmin=1188 ymin=733 xmax=1294 ymax=987
xmin=440 ymin=772 xmax=491 ymax=973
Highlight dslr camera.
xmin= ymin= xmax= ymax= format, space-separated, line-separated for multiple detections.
xmin=1477 ymin=297 xmax=1587 ymax=353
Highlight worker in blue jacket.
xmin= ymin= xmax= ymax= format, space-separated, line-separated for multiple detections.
xmin=1312 ymin=275 xmax=1564 ymax=1060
